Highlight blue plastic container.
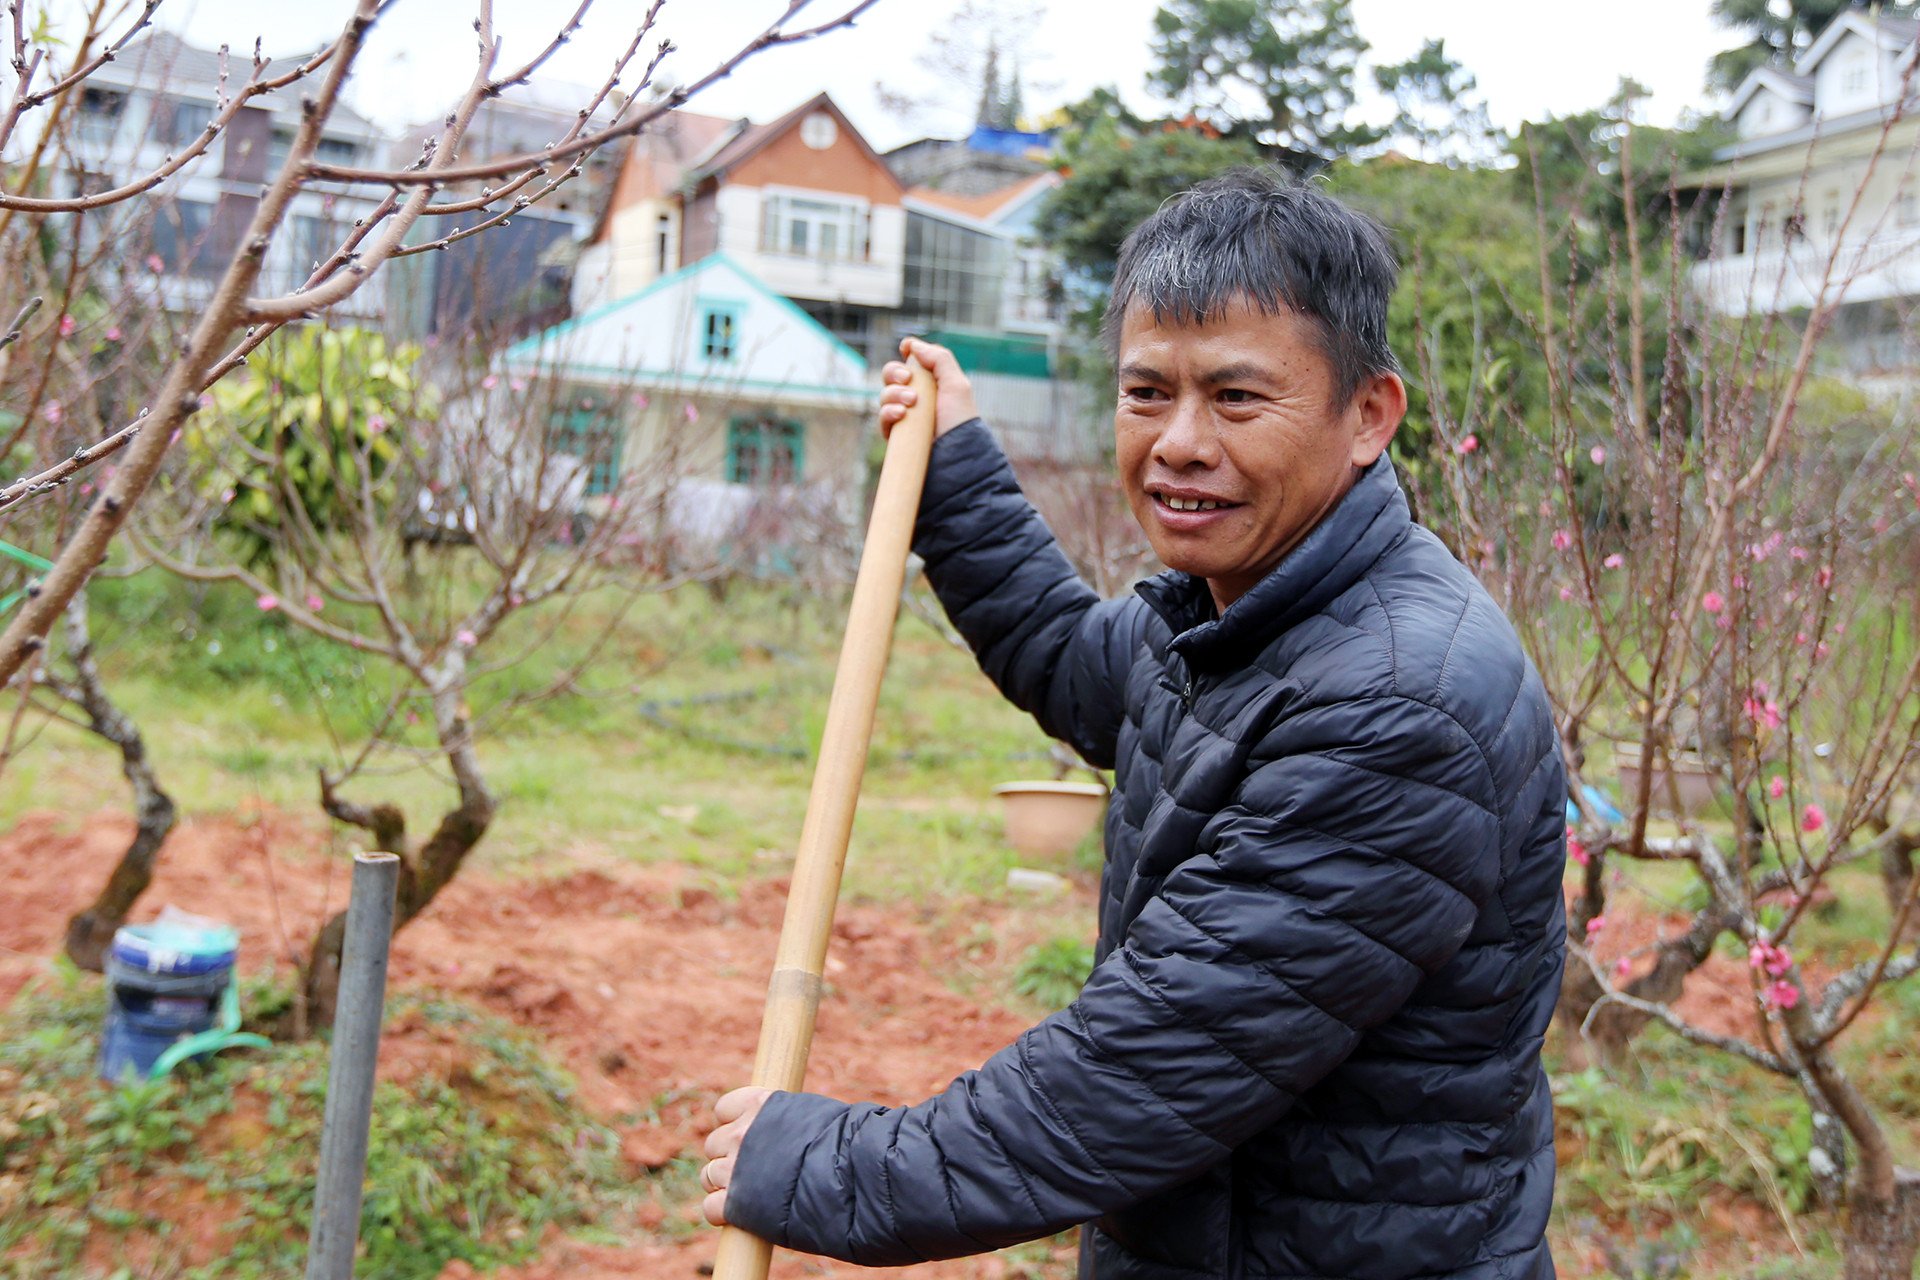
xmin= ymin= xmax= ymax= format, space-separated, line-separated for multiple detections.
xmin=99 ymin=920 xmax=238 ymax=1083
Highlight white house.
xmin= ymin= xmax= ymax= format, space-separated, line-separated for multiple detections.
xmin=53 ymin=31 xmax=390 ymax=316
xmin=502 ymin=253 xmax=871 ymax=507
xmin=1691 ymin=11 xmax=1920 ymax=370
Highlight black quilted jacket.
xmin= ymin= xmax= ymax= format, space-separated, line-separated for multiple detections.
xmin=727 ymin=421 xmax=1566 ymax=1280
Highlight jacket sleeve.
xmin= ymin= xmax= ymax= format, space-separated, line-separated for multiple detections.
xmin=910 ymin=419 xmax=1147 ymax=770
xmin=723 ymin=695 xmax=1505 ymax=1264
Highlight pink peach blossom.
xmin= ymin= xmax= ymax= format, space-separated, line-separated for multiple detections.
xmin=58 ymin=314 xmax=75 ymax=337
xmin=1454 ymin=434 xmax=1479 ymax=455
xmin=1589 ymin=445 xmax=1607 ymax=465
xmin=1769 ymin=776 xmax=1787 ymax=800
xmin=1801 ymin=804 xmax=1826 ymax=834
xmin=1701 ymin=591 xmax=1725 ymax=614
xmin=1765 ymin=980 xmax=1800 ymax=1011
xmin=256 ymin=594 xmax=279 ymax=612
xmin=1551 ymin=529 xmax=1573 ymax=551
xmin=105 ymin=326 xmax=121 ymax=342
xmin=1603 ymin=554 xmax=1624 ymax=569
xmin=1749 ymin=940 xmax=1793 ymax=977
xmin=456 ymin=629 xmax=477 ymax=647
xmin=305 ymin=594 xmax=324 ymax=612
xmin=481 ymin=374 xmax=500 ymax=390
xmin=1585 ymin=915 xmax=1607 ymax=937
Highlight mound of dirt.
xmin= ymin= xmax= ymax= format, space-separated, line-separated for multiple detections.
xmin=0 ymin=809 xmax=1075 ymax=1278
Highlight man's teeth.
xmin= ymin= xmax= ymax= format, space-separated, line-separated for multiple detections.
xmin=1161 ymin=496 xmax=1224 ymax=511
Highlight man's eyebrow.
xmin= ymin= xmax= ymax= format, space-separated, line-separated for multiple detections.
xmin=1117 ymin=363 xmax=1167 ymax=383
xmin=1203 ymin=361 xmax=1272 ymax=386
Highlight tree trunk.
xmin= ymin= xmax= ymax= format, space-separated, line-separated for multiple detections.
xmin=1844 ymin=1168 xmax=1920 ymax=1280
xmin=51 ymin=594 xmax=177 ymax=971
xmin=1880 ymin=831 xmax=1917 ymax=925
xmin=302 ymin=680 xmax=494 ymax=1028
xmin=1559 ymin=898 xmax=1734 ymax=1066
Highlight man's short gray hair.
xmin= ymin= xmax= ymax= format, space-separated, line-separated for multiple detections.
xmin=1101 ymin=169 xmax=1401 ymax=403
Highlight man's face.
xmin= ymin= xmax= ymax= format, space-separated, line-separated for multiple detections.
xmin=1114 ymin=298 xmax=1405 ymax=610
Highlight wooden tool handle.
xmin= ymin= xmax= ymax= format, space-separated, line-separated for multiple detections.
xmin=712 ymin=360 xmax=940 ymax=1280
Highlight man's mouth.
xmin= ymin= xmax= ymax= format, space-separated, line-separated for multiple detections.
xmin=1150 ymin=488 xmax=1241 ymax=514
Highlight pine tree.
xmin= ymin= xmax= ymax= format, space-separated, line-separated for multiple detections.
xmin=1149 ymin=0 xmax=1378 ymax=163
xmin=977 ymin=38 xmax=1003 ymax=128
xmin=1002 ymin=58 xmax=1026 ymax=130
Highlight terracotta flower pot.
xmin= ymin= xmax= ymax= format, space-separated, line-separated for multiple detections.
xmin=1613 ymin=747 xmax=1721 ymax=819
xmin=992 ymin=781 xmax=1108 ymax=857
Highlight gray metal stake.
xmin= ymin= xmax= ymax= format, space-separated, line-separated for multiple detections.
xmin=305 ymin=851 xmax=400 ymax=1280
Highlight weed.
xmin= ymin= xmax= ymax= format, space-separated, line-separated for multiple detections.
xmin=0 ymin=978 xmax=631 ymax=1278
xmin=1012 ymin=937 xmax=1095 ymax=1011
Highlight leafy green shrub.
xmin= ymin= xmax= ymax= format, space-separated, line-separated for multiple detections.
xmin=1012 ymin=936 xmax=1095 ymax=1011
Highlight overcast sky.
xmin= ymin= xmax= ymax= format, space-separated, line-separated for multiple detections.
xmin=145 ymin=0 xmax=1733 ymax=148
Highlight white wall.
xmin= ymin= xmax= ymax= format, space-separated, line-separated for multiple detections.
xmin=1813 ymin=33 xmax=1903 ymax=118
xmin=506 ymin=257 xmax=868 ymax=409
xmin=1737 ymin=91 xmax=1810 ymax=140
xmin=712 ymin=185 xmax=904 ymax=309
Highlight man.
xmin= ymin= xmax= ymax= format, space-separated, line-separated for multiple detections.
xmin=701 ymin=170 xmax=1566 ymax=1280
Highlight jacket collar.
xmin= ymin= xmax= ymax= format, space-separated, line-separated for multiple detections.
xmin=1132 ymin=455 xmax=1410 ymax=671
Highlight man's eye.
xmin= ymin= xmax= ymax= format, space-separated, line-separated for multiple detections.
xmin=1125 ymin=386 xmax=1164 ymax=401
xmin=1219 ymin=389 xmax=1256 ymax=404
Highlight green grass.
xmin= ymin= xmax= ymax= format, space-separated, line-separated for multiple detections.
xmin=16 ymin=569 xmax=1920 ymax=1277
xmin=2 ymin=571 xmax=1061 ymax=905
xmin=0 ymin=967 xmax=637 ymax=1279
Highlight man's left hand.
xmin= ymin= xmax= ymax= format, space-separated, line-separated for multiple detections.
xmin=701 ymin=1086 xmax=774 ymax=1227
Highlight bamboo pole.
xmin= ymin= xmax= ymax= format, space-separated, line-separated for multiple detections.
xmin=711 ymin=360 xmax=939 ymax=1280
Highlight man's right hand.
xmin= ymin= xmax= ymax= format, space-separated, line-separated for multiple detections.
xmin=880 ymin=338 xmax=979 ymax=440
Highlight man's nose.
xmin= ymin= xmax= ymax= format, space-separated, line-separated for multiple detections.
xmin=1152 ymin=396 xmax=1220 ymax=469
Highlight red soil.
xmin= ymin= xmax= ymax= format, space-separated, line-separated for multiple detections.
xmin=0 ymin=808 xmax=1076 ymax=1279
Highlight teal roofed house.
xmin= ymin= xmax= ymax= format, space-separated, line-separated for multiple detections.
xmin=502 ymin=254 xmax=871 ymax=535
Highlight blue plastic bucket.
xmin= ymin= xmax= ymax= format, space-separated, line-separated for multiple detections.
xmin=100 ymin=920 xmax=239 ymax=1083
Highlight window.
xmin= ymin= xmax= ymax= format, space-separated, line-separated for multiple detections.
xmin=761 ymin=193 xmax=870 ymax=261
xmin=150 ymin=198 xmax=221 ymax=279
xmin=76 ymin=87 xmax=125 ymax=144
xmin=1900 ymin=191 xmax=1920 ymax=227
xmin=1823 ymin=194 xmax=1842 ymax=239
xmin=292 ymin=214 xmax=349 ymax=275
xmin=656 ymin=213 xmax=672 ymax=275
xmin=726 ymin=417 xmax=804 ymax=486
xmin=800 ymin=112 xmax=838 ymax=150
xmin=268 ymin=129 xmax=361 ymax=171
xmin=152 ymin=97 xmax=213 ymax=148
xmin=1844 ymin=61 xmax=1871 ymax=95
xmin=550 ymin=394 xmax=623 ymax=497
xmin=903 ymin=212 xmax=1009 ymax=330
xmin=701 ymin=302 xmax=740 ymax=360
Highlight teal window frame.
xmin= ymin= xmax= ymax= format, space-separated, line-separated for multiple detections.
xmin=700 ymin=299 xmax=743 ymax=362
xmin=725 ymin=416 xmax=805 ymax=486
xmin=549 ymin=392 xmax=624 ymax=497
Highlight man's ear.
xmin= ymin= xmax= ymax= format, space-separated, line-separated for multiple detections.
xmin=1349 ymin=371 xmax=1408 ymax=468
